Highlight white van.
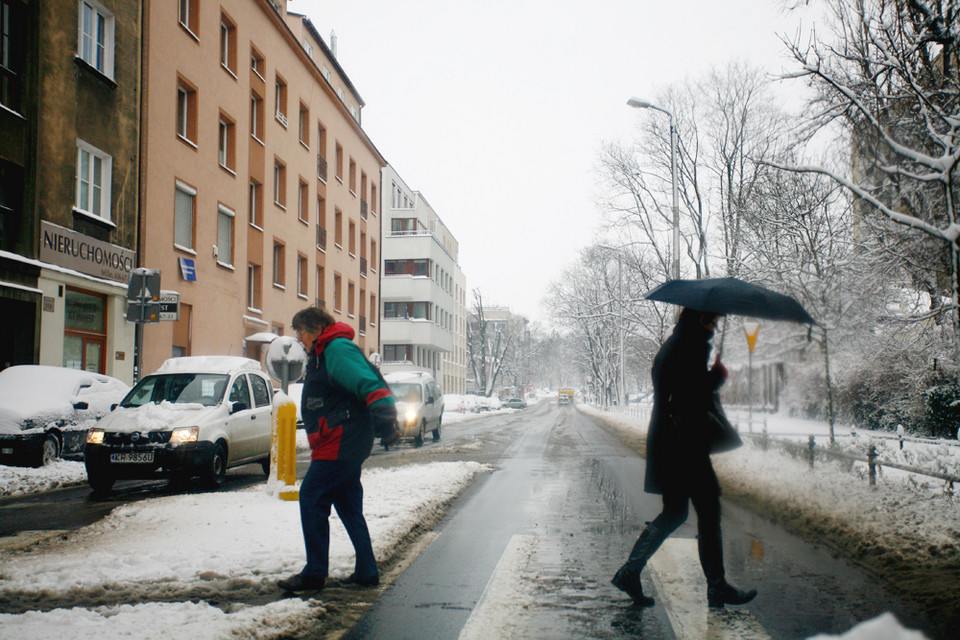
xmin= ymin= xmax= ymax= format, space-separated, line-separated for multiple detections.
xmin=84 ymin=356 xmax=274 ymax=492
xmin=384 ymin=371 xmax=443 ymax=447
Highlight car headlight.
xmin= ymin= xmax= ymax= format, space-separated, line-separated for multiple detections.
xmin=86 ymin=429 xmax=104 ymax=445
xmin=404 ymin=409 xmax=418 ymax=426
xmin=170 ymin=426 xmax=199 ymax=444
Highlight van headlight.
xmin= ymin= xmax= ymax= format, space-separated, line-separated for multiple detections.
xmin=86 ymin=429 xmax=104 ymax=445
xmin=170 ymin=426 xmax=199 ymax=444
xmin=404 ymin=409 xmax=418 ymax=426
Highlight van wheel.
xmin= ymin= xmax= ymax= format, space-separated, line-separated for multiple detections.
xmin=414 ymin=422 xmax=425 ymax=448
xmin=87 ymin=465 xmax=115 ymax=493
xmin=259 ymin=457 xmax=270 ymax=476
xmin=202 ymin=442 xmax=227 ymax=489
xmin=432 ymin=417 xmax=441 ymax=442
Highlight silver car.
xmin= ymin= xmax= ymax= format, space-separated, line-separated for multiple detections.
xmin=385 ymin=371 xmax=443 ymax=447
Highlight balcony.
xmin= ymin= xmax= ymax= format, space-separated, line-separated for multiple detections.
xmin=380 ymin=318 xmax=454 ymax=352
xmin=360 ymin=257 xmax=367 ymax=277
xmin=316 ymin=226 xmax=326 ymax=250
xmin=359 ymin=315 xmax=366 ymax=334
xmin=360 ymin=199 xmax=367 ymax=220
xmin=275 ymin=110 xmax=288 ymax=127
xmin=317 ymin=154 xmax=327 ymax=181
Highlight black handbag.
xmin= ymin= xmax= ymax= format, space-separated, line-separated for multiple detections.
xmin=706 ymin=392 xmax=742 ymax=453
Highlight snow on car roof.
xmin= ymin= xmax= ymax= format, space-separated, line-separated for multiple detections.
xmin=384 ymin=370 xmax=432 ymax=383
xmin=0 ymin=365 xmax=129 ymax=433
xmin=156 ymin=356 xmax=263 ymax=375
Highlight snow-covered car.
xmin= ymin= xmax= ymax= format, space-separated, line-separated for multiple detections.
xmin=503 ymin=398 xmax=527 ymax=410
xmin=84 ymin=356 xmax=274 ymax=492
xmin=385 ymin=370 xmax=443 ymax=447
xmin=0 ymin=365 xmax=130 ymax=467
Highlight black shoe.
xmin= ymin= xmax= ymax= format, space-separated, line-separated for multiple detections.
xmin=278 ymin=573 xmax=326 ymax=592
xmin=707 ymin=580 xmax=757 ymax=608
xmin=611 ymin=567 xmax=655 ymax=607
xmin=342 ymin=572 xmax=379 ymax=587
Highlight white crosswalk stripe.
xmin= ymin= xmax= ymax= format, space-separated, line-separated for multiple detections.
xmin=648 ymin=537 xmax=771 ymax=639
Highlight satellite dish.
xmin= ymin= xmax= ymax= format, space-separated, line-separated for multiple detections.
xmin=265 ymin=336 xmax=308 ymax=393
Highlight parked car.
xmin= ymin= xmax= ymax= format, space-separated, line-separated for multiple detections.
xmin=384 ymin=371 xmax=444 ymax=447
xmin=84 ymin=356 xmax=274 ymax=492
xmin=0 ymin=365 xmax=130 ymax=467
xmin=503 ymin=398 xmax=527 ymax=410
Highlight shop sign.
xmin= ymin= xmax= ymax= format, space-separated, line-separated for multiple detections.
xmin=39 ymin=221 xmax=136 ymax=283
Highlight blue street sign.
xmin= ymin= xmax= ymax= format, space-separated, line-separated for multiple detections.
xmin=179 ymin=257 xmax=197 ymax=281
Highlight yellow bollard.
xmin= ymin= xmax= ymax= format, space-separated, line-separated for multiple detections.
xmin=272 ymin=399 xmax=299 ymax=501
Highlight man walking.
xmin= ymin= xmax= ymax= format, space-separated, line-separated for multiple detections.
xmin=279 ymin=307 xmax=398 ymax=592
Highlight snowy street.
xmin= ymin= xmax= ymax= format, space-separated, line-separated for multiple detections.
xmin=2 ymin=400 xmax=956 ymax=638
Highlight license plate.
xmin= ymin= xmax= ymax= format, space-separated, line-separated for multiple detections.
xmin=110 ymin=451 xmax=154 ymax=464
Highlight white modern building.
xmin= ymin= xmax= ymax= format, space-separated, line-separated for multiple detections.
xmin=379 ymin=165 xmax=466 ymax=394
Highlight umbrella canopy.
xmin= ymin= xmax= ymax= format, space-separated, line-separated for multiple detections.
xmin=644 ymin=277 xmax=817 ymax=325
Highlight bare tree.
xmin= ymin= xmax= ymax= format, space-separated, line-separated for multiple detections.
xmin=465 ymin=290 xmax=512 ymax=397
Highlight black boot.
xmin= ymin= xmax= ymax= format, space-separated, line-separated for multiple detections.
xmin=707 ymin=579 xmax=757 ymax=608
xmin=611 ymin=566 xmax=655 ymax=607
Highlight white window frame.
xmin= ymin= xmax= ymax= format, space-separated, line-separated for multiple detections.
xmin=174 ymin=180 xmax=196 ymax=251
xmin=218 ymin=118 xmax=230 ymax=168
xmin=216 ymin=204 xmax=235 ymax=267
xmin=75 ymin=139 xmax=112 ymax=221
xmin=77 ymin=0 xmax=114 ymax=79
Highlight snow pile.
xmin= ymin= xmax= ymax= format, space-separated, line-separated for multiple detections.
xmin=0 ymin=460 xmax=88 ymax=497
xmin=0 ymin=461 xmax=491 ymax=638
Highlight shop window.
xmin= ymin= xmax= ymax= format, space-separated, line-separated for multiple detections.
xmin=62 ymin=288 xmax=106 ymax=373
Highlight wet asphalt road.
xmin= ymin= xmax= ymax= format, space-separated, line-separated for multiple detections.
xmin=346 ymin=403 xmax=933 ymax=640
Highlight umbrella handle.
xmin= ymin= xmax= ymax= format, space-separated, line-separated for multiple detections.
xmin=715 ymin=317 xmax=726 ymax=362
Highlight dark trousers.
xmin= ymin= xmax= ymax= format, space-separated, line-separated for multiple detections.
xmin=299 ymin=459 xmax=377 ymax=580
xmin=622 ymin=486 xmax=724 ymax=583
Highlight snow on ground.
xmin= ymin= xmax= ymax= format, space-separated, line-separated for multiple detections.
xmin=0 ymin=460 xmax=491 ymax=639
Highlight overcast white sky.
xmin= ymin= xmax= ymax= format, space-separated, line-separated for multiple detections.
xmin=289 ymin=0 xmax=813 ymax=322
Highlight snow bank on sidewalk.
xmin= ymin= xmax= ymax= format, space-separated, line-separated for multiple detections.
xmin=0 ymin=461 xmax=490 ymax=639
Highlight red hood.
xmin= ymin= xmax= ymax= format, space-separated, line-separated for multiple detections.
xmin=314 ymin=322 xmax=355 ymax=354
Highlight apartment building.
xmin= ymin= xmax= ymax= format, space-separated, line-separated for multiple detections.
xmin=0 ymin=0 xmax=140 ymax=382
xmin=139 ymin=0 xmax=384 ymax=375
xmin=380 ymin=165 xmax=466 ymax=394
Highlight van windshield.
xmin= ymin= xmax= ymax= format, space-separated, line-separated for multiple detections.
xmin=388 ymin=383 xmax=421 ymax=403
xmin=120 ymin=374 xmax=230 ymax=408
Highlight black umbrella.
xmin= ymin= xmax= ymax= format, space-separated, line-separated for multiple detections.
xmin=644 ymin=277 xmax=817 ymax=325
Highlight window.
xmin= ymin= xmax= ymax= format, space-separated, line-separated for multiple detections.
xmin=250 ymin=45 xmax=264 ymax=80
xmin=247 ymin=263 xmax=261 ymax=310
xmin=384 ymin=302 xmax=431 ymax=320
xmin=335 ymin=142 xmax=343 ymax=181
xmin=249 ymin=374 xmax=271 ymax=407
xmin=275 ymin=75 xmax=287 ymax=126
xmin=272 ymin=242 xmax=285 ymax=287
xmin=316 ymin=265 xmax=325 ymax=306
xmin=219 ymin=12 xmax=236 ymax=74
xmin=176 ymin=77 xmax=198 ymax=144
xmin=369 ymin=294 xmax=376 ymax=326
xmin=217 ymin=204 xmax=234 ymax=265
xmin=370 ymin=184 xmax=377 ymax=215
xmin=334 ymin=208 xmax=342 ymax=247
xmin=218 ymin=113 xmax=235 ymax=172
xmin=384 ymin=344 xmax=412 ymax=363
xmin=76 ymin=140 xmax=112 ymax=220
xmin=250 ymin=91 xmax=263 ymax=142
xmin=273 ymin=159 xmax=286 ymax=207
xmin=63 ymin=288 xmax=106 ymax=373
xmin=348 ymin=281 xmax=355 ymax=316
xmin=249 ymin=179 xmax=262 ymax=228
xmin=348 ymin=220 xmax=356 ymax=255
xmin=384 ymin=259 xmax=429 ymax=277
xmin=174 ymin=180 xmax=196 ymax=250
xmin=0 ymin=1 xmax=23 ymax=112
xmin=78 ymin=1 xmax=114 ymax=78
xmin=370 ymin=240 xmax=377 ymax=271
xmin=333 ymin=273 xmax=342 ymax=312
xmin=348 ymin=158 xmax=356 ymax=193
xmin=297 ymin=255 xmax=308 ymax=297
xmin=299 ymin=103 xmax=309 ymax=146
xmin=178 ymin=0 xmax=198 ymax=35
xmin=298 ymin=179 xmax=308 ymax=223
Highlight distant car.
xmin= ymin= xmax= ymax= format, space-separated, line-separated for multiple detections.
xmin=557 ymin=395 xmax=571 ymax=407
xmin=385 ymin=371 xmax=444 ymax=447
xmin=0 ymin=365 xmax=130 ymax=467
xmin=503 ymin=398 xmax=527 ymax=410
xmin=84 ymin=356 xmax=274 ymax=492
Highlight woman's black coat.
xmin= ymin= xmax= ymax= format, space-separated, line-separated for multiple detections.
xmin=644 ymin=313 xmax=726 ymax=496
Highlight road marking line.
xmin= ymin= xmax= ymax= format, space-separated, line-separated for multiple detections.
xmin=648 ymin=537 xmax=771 ymax=639
xmin=457 ymin=534 xmax=538 ymax=640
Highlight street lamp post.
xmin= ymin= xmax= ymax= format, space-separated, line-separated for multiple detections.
xmin=627 ymin=98 xmax=680 ymax=280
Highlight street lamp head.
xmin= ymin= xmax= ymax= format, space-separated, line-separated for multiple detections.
xmin=627 ymin=97 xmax=653 ymax=109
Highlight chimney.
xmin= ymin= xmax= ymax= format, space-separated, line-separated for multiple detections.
xmin=330 ymin=30 xmax=337 ymax=58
